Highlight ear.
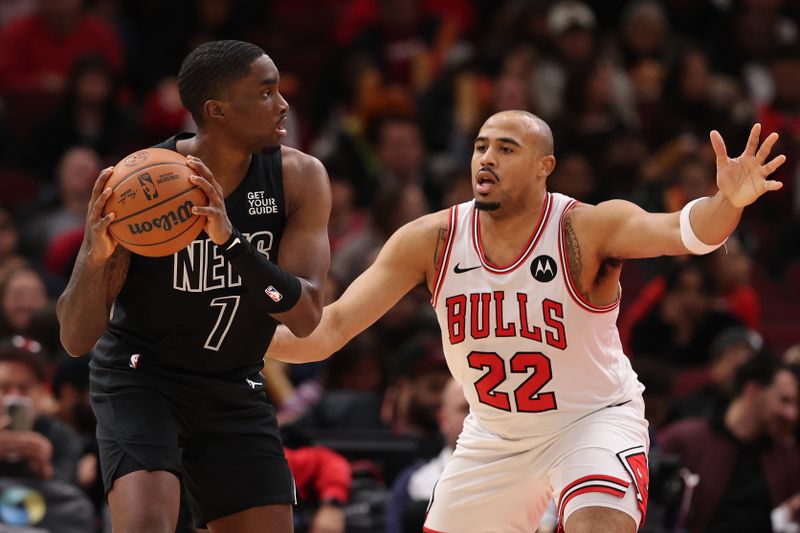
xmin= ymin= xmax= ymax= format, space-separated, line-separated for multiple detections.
xmin=540 ymin=155 xmax=556 ymax=178
xmin=204 ymin=100 xmax=225 ymax=121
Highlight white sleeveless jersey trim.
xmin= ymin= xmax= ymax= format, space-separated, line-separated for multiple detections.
xmin=432 ymin=193 xmax=641 ymax=439
xmin=557 ymin=200 xmax=621 ymax=313
xmin=472 ymin=192 xmax=553 ymax=274
xmin=431 ymin=205 xmax=459 ymax=307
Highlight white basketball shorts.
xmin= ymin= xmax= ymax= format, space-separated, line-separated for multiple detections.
xmin=423 ymin=396 xmax=650 ymax=533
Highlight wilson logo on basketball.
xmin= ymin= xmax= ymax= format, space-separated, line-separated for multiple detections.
xmin=127 ymin=200 xmax=195 ymax=235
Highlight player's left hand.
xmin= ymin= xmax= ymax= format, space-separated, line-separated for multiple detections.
xmin=187 ymin=155 xmax=233 ymax=244
xmin=711 ymin=123 xmax=786 ymax=208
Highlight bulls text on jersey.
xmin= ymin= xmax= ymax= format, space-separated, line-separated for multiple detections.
xmin=445 ymin=291 xmax=567 ymax=350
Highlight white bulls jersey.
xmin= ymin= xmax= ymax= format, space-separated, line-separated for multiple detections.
xmin=431 ymin=193 xmax=642 ymax=439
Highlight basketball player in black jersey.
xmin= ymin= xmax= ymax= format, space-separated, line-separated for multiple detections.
xmin=57 ymin=41 xmax=331 ymax=533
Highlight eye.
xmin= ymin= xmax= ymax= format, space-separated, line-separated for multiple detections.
xmin=475 ymin=144 xmax=487 ymax=153
xmin=500 ymin=146 xmax=513 ymax=154
xmin=263 ymin=90 xmax=272 ymax=98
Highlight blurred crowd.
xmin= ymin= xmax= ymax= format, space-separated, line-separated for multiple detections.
xmin=1 ymin=0 xmax=800 ymax=532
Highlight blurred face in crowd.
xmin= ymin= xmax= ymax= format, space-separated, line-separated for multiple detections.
xmin=549 ymin=153 xmax=594 ymax=201
xmin=678 ymin=160 xmax=714 ymax=202
xmin=407 ymin=369 xmax=451 ymax=433
xmin=471 ymin=111 xmax=554 ymax=214
xmin=771 ymin=56 xmax=800 ymax=107
xmin=680 ymin=51 xmax=710 ymax=102
xmin=438 ymin=379 xmax=469 ymax=449
xmin=667 ymin=267 xmax=711 ymax=322
xmin=76 ymin=67 xmax=112 ymax=106
xmin=1 ymin=269 xmax=48 ymax=333
xmin=711 ymin=340 xmax=758 ymax=391
xmin=0 ymin=360 xmax=42 ymax=404
xmin=58 ymin=147 xmax=100 ymax=209
xmin=378 ymin=120 xmax=424 ymax=179
xmin=757 ymin=370 xmax=799 ymax=440
xmin=710 ymin=237 xmax=752 ymax=292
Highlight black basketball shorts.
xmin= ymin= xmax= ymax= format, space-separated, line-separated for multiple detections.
xmin=89 ymin=357 xmax=296 ymax=527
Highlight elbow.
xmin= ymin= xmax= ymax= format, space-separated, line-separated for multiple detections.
xmin=287 ymin=308 xmax=321 ymax=339
xmin=60 ymin=328 xmax=95 ymax=356
xmin=59 ymin=335 xmax=92 ymax=358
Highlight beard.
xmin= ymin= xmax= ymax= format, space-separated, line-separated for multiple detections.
xmin=475 ymin=200 xmax=501 ymax=211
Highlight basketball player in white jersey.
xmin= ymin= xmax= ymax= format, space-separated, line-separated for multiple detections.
xmin=267 ymin=111 xmax=785 ymax=533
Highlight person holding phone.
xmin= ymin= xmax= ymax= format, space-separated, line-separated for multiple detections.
xmin=0 ymin=341 xmax=81 ymax=482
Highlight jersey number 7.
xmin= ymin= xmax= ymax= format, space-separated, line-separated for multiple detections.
xmin=468 ymin=351 xmax=556 ymax=412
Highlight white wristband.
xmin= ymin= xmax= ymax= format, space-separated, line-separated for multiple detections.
xmin=679 ymin=197 xmax=727 ymax=255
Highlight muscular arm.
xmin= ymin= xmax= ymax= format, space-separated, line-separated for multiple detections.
xmin=57 ymin=244 xmax=130 ymax=356
xmin=57 ymin=166 xmax=130 ymax=357
xmin=270 ymin=151 xmax=332 ymax=337
xmin=266 ymin=212 xmax=443 ymax=363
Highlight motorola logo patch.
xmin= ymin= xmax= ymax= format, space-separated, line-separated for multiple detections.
xmin=531 ymin=255 xmax=557 ymax=282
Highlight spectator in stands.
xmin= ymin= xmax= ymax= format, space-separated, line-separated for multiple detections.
xmin=659 ymin=355 xmax=800 ymax=533
xmin=325 ymin=158 xmax=368 ymax=255
xmin=708 ymin=236 xmax=761 ymax=329
xmin=0 ymin=0 xmax=123 ymax=93
xmin=278 ymin=332 xmax=387 ymax=428
xmin=31 ymin=55 xmax=139 ymax=176
xmin=386 ymin=377 xmax=468 ymax=533
xmin=285 ymin=445 xmax=352 ymax=533
xmin=50 ymin=355 xmax=106 ymax=523
xmin=630 ymin=258 xmax=741 ymax=368
xmin=0 ymin=206 xmax=25 ymax=282
xmin=669 ymin=327 xmax=764 ymax=422
xmin=22 ymin=146 xmax=99 ymax=261
xmin=631 ymin=357 xmax=674 ymax=442
xmin=0 ymin=342 xmax=81 ymax=482
xmin=0 ymin=266 xmax=49 ymax=339
xmin=332 ymin=181 xmax=428 ymax=287
xmin=370 ymin=114 xmax=441 ymax=210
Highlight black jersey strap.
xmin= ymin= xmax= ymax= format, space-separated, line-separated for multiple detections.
xmin=220 ymin=227 xmax=301 ymax=313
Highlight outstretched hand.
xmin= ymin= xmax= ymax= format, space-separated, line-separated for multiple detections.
xmin=187 ymin=155 xmax=233 ymax=244
xmin=710 ymin=123 xmax=786 ymax=208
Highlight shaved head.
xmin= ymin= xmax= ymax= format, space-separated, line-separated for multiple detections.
xmin=487 ymin=110 xmax=554 ymax=155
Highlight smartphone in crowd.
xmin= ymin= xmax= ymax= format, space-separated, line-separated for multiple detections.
xmin=3 ymin=395 xmax=34 ymax=431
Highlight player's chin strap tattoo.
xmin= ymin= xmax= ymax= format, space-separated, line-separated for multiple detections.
xmin=219 ymin=227 xmax=301 ymax=313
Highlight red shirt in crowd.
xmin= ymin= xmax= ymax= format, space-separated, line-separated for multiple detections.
xmin=0 ymin=13 xmax=123 ymax=92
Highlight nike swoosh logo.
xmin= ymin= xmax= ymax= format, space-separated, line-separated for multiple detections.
xmin=453 ymin=263 xmax=481 ymax=274
xmin=226 ymin=238 xmax=241 ymax=250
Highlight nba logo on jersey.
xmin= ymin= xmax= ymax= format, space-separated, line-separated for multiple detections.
xmin=265 ymin=286 xmax=283 ymax=302
xmin=129 ymin=353 xmax=141 ymax=369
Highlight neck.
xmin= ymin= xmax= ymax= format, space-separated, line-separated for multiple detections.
xmin=477 ymin=189 xmax=547 ymax=265
xmin=725 ymin=398 xmax=762 ymax=442
xmin=181 ymin=131 xmax=254 ymax=196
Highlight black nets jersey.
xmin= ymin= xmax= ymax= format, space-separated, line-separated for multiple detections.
xmin=92 ymin=133 xmax=287 ymax=374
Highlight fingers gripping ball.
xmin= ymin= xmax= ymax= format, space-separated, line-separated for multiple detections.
xmin=104 ymin=148 xmax=208 ymax=257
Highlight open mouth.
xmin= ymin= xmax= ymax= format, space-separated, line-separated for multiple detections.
xmin=276 ymin=115 xmax=288 ymax=137
xmin=475 ymin=169 xmax=498 ymax=194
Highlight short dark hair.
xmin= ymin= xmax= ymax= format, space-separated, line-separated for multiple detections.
xmin=0 ymin=345 xmax=47 ymax=383
xmin=732 ymin=354 xmax=792 ymax=398
xmin=178 ymin=40 xmax=265 ymax=124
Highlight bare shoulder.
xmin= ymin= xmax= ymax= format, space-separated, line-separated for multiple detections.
xmin=390 ymin=209 xmax=452 ymax=271
xmin=279 ymin=146 xmax=330 ymax=213
xmin=280 ymin=146 xmax=326 ymax=178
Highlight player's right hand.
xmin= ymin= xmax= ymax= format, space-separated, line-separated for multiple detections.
xmin=85 ymin=166 xmax=118 ymax=264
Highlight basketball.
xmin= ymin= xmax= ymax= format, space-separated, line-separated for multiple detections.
xmin=104 ymin=148 xmax=208 ymax=257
